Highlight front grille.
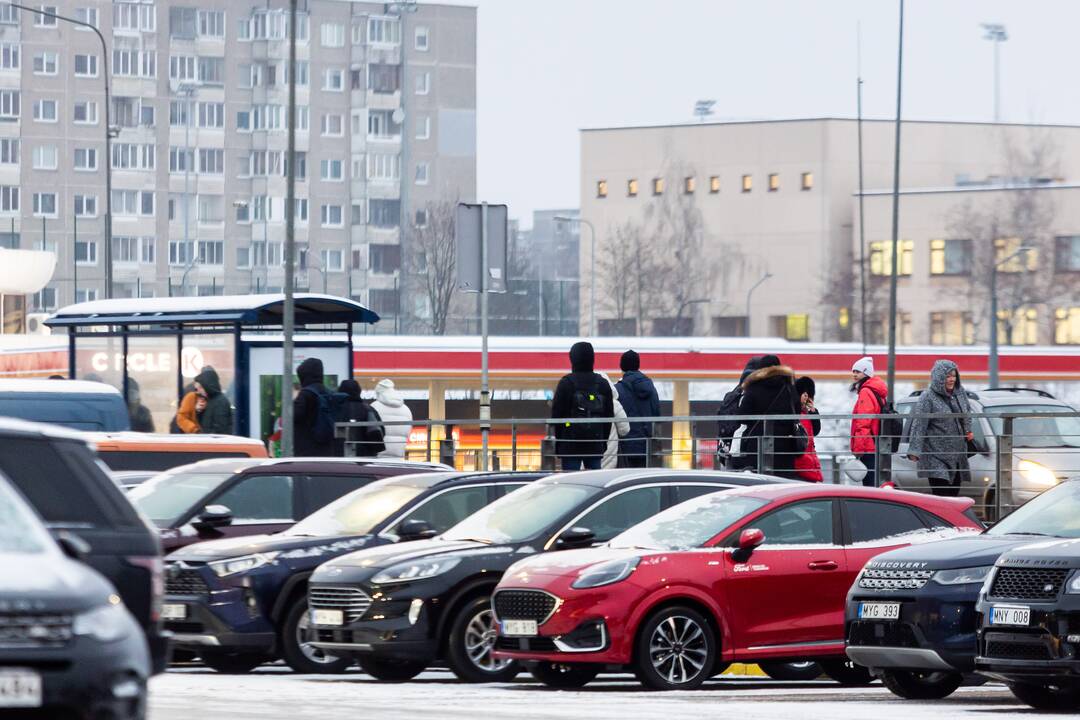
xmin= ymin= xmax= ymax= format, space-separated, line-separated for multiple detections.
xmin=308 ymin=586 xmax=372 ymax=623
xmin=166 ymin=621 xmax=205 ymax=634
xmin=495 ymin=635 xmax=558 ymax=653
xmin=493 ymin=590 xmax=559 ymax=624
xmin=985 ymin=638 xmax=1054 ymax=661
xmin=847 ymin=620 xmax=920 ymax=649
xmin=166 ymin=567 xmax=210 ymax=597
xmin=989 ymin=567 xmax=1069 ymax=601
xmin=858 ymin=568 xmax=934 ymax=591
xmin=0 ymin=614 xmax=73 ymax=649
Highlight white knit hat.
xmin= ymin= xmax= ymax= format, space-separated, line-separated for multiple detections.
xmin=852 ymin=356 xmax=875 ymax=377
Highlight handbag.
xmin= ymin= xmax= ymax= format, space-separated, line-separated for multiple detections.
xmin=791 ymin=420 xmax=809 ymax=454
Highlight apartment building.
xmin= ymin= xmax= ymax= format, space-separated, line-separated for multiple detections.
xmin=580 ymin=118 xmax=1080 ymax=344
xmin=4 ymin=0 xmax=475 ymax=331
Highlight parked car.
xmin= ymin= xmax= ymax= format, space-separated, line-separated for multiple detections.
xmin=112 ymin=471 xmax=159 ymax=491
xmin=163 ymin=471 xmax=546 ymax=674
xmin=0 ymin=418 xmax=168 ymax=675
xmin=892 ymin=388 xmax=1080 ymax=518
xmin=91 ymin=432 xmax=268 ymax=472
xmin=845 ymin=478 xmax=1080 ymax=700
xmin=490 ymin=484 xmax=982 ymax=690
xmin=0 ymin=378 xmax=129 ymax=431
xmin=128 ymin=457 xmax=451 ymax=553
xmin=975 ymin=534 xmax=1080 ymax=709
xmin=0 ymin=472 xmax=150 ymax=718
xmin=307 ymin=469 xmax=784 ymax=683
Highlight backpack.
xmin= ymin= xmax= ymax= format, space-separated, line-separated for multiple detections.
xmin=338 ymin=398 xmax=386 ymax=456
xmin=715 ymin=387 xmax=745 ymax=463
xmin=876 ymin=395 xmax=904 ymax=453
xmin=566 ymin=375 xmax=607 ymax=443
xmin=306 ymin=385 xmax=347 ymax=445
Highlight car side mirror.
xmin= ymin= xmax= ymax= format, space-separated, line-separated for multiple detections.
xmin=55 ymin=531 xmax=91 ymax=560
xmin=397 ymin=518 xmax=439 ymax=541
xmin=732 ymin=528 xmax=765 ymax=563
xmin=193 ymin=504 xmax=233 ymax=534
xmin=555 ymin=526 xmax=595 ymax=549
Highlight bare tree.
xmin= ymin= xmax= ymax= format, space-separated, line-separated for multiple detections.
xmin=646 ymin=183 xmax=717 ymax=334
xmin=407 ymin=200 xmax=457 ymax=335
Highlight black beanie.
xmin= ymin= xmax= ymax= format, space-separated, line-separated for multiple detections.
xmin=620 ymin=350 xmax=640 ymax=373
xmin=795 ymin=376 xmax=816 ymax=399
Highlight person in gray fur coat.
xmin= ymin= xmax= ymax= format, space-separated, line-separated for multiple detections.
xmin=906 ymin=359 xmax=973 ymax=496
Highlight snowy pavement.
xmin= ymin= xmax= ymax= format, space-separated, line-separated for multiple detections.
xmin=150 ymin=667 xmax=1029 ymax=720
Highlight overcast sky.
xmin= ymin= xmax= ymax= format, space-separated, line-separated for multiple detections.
xmin=451 ymin=0 xmax=1080 ymax=227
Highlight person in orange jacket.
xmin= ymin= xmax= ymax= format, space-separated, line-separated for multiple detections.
xmin=794 ymin=376 xmax=823 ymax=482
xmin=172 ymin=391 xmax=204 ymax=434
xmin=850 ymin=356 xmax=889 ymax=487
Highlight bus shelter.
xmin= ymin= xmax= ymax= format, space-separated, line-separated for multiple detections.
xmin=45 ymin=294 xmax=379 ymax=440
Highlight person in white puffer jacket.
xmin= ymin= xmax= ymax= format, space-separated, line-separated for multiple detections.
xmin=598 ymin=372 xmax=631 ymax=469
xmin=370 ymin=379 xmax=413 ymax=458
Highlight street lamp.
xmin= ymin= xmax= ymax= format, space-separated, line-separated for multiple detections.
xmin=8 ymin=3 xmax=116 ymax=299
xmin=989 ymin=245 xmax=1032 ymax=388
xmin=981 ymin=23 xmax=1008 ymax=123
xmin=554 ymin=215 xmax=595 ymax=336
xmin=173 ymin=82 xmax=198 ymax=296
xmin=675 ymin=297 xmax=709 ymax=335
xmin=745 ymin=272 xmax=773 ymax=337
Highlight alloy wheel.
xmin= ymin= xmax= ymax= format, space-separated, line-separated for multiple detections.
xmin=463 ymin=608 xmax=512 ymax=673
xmin=295 ymin=610 xmax=342 ymax=665
xmin=648 ymin=614 xmax=709 ymax=685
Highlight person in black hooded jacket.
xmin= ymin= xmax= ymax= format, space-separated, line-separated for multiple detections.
xmin=194 ymin=367 xmax=233 ymax=434
xmin=615 ymin=350 xmax=660 ymax=467
xmin=293 ymin=357 xmax=334 ymax=457
xmin=734 ymin=354 xmax=801 ymax=479
xmin=551 ymin=341 xmax=614 ymax=471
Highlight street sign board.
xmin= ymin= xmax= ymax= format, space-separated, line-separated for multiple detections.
xmin=456 ymin=203 xmax=508 ymax=293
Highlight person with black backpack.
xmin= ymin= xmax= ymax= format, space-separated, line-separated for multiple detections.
xmin=849 ymin=356 xmax=892 ymax=487
xmin=717 ymin=356 xmax=763 ymax=470
xmin=551 ymin=341 xmax=614 ymax=471
xmin=335 ymin=379 xmax=385 ymax=457
xmin=293 ymin=357 xmax=340 ymax=457
xmin=734 ymin=355 xmax=803 ymax=479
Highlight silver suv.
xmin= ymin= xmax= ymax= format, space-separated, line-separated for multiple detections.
xmin=891 ymin=389 xmax=1080 ymax=519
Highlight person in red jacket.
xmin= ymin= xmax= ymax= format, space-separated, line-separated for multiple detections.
xmin=850 ymin=356 xmax=889 ymax=487
xmin=794 ymin=376 xmax=823 ymax=482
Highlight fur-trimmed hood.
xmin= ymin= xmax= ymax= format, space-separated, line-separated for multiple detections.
xmin=742 ymin=364 xmax=795 ymax=389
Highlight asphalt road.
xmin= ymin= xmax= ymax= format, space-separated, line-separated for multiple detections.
xmin=149 ymin=667 xmax=1033 ymax=720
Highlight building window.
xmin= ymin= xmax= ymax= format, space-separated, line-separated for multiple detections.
xmin=197 ymin=101 xmax=224 ymax=128
xmin=169 ymin=6 xmax=196 ymax=38
xmin=415 ymin=162 xmax=429 ymax=185
xmin=368 ymin=199 xmax=400 ymax=228
xmin=320 ymin=159 xmax=343 ymax=181
xmin=197 ymin=57 xmax=224 ymax=84
xmin=784 ymin=314 xmax=809 ymax=341
xmin=320 ymin=204 xmax=343 ymax=227
xmin=366 ymin=153 xmax=399 ymax=182
xmin=74 ymin=194 xmax=97 ymax=217
xmin=711 ymin=316 xmax=748 ymax=337
xmin=320 ymin=113 xmax=344 ymax=136
xmin=367 ymin=16 xmax=400 ymax=45
xmin=197 ymin=196 xmax=223 ymax=224
xmin=709 ymin=176 xmax=720 ymax=193
xmin=76 ymin=289 xmax=99 ymax=303
xmin=198 ymin=240 xmax=224 ymax=265
xmin=197 ymin=9 xmax=224 ymax=37
xmin=0 ymin=90 xmax=18 ymax=121
xmin=31 ymin=98 xmax=55 ymax=122
xmin=930 ymin=311 xmax=974 ymax=345
xmin=320 ymin=249 xmax=343 ymax=272
xmin=768 ymin=173 xmax=779 ymax=192
xmin=415 ymin=72 xmax=430 ymax=95
xmin=998 ymin=307 xmax=1038 ymax=345
xmin=415 ymin=209 xmax=428 ymax=228
xmin=0 ymin=139 xmax=18 ymax=164
xmin=32 ymin=192 xmax=57 ymax=217
xmin=1055 ymin=307 xmax=1080 ymax=344
xmin=320 ymin=22 xmax=345 ymax=47
xmin=169 ymin=55 xmax=196 ymax=81
xmin=112 ymin=236 xmax=138 ymax=263
xmin=684 ymin=177 xmax=695 ymax=194
xmin=75 ymin=240 xmax=97 ymax=264
xmin=870 ymin=240 xmax=914 ymax=276
xmin=32 ymin=145 xmax=57 ymax=170
xmin=995 ymin=237 xmax=1037 ymax=272
xmin=35 ymin=6 xmax=58 ymax=28
xmin=866 ymin=312 xmax=913 ymax=345
xmin=322 ymin=68 xmax=344 ymax=91
xmin=74 ymin=7 xmax=98 ymax=28
xmin=32 ymin=52 xmax=57 ymax=75
xmin=929 ymin=238 xmax=972 ymax=276
xmin=0 ymin=43 xmax=18 ymax=70
xmin=0 ymin=185 xmax=17 ymax=213
xmin=416 ymin=115 xmax=430 ymax=140
xmin=113 ymin=3 xmax=156 ymax=32
xmin=368 ymin=64 xmax=400 ymax=94
xmin=74 ymin=54 xmax=98 ymax=77
xmin=168 ymin=147 xmax=194 ymax=173
xmin=415 ymin=25 xmax=429 ymax=50
xmin=741 ymin=175 xmax=752 ymax=193
xmin=31 ymin=287 xmax=56 ymax=311
xmin=199 ymin=148 xmax=224 ymax=174
xmin=627 ymin=179 xmax=638 ymax=197
xmin=652 ymin=178 xmax=664 ymax=196
xmin=73 ymin=147 xmax=97 ymax=171
xmin=801 ymin=172 xmax=813 ymax=190
xmin=73 ymin=101 xmax=98 ymax=124
xmin=168 ymin=240 xmax=194 ymax=266
xmin=596 ymin=180 xmax=608 ymax=198
xmin=1055 ymin=236 xmax=1080 ymax=273
xmin=369 ymin=244 xmax=401 ymax=274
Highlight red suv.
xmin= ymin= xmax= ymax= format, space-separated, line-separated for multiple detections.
xmin=492 ymin=484 xmax=982 ymax=690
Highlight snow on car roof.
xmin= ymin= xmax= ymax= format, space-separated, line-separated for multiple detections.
xmin=0 ymin=379 xmax=121 ymax=395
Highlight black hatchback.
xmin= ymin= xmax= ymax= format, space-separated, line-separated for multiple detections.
xmin=308 ymin=469 xmax=783 ymax=683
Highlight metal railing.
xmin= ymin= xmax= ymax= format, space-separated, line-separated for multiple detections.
xmin=336 ymin=409 xmax=1080 ymax=521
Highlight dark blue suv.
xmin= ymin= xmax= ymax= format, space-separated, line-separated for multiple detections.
xmin=845 ymin=479 xmax=1080 ymax=699
xmin=163 ymin=471 xmax=544 ymax=673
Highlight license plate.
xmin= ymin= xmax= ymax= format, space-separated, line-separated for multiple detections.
xmin=0 ymin=669 xmax=42 ymax=708
xmin=501 ymin=619 xmax=538 ymax=636
xmin=311 ymin=609 xmax=344 ymax=626
xmin=991 ymin=605 xmax=1031 ymax=626
xmin=161 ymin=603 xmax=187 ymax=620
xmin=858 ymin=602 xmax=901 ymax=621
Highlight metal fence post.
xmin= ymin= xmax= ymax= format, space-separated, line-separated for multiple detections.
xmin=690 ymin=422 xmax=699 ymax=470
xmin=997 ymin=415 xmax=1013 ymax=520
xmin=511 ymin=422 xmax=518 ymax=471
xmin=541 ymin=426 xmax=557 ymax=472
xmin=760 ymin=420 xmax=775 ymax=474
xmin=440 ymin=424 xmax=456 ymax=468
xmin=425 ymin=421 xmax=432 ymax=463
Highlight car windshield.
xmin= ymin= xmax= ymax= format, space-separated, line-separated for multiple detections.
xmin=287 ymin=482 xmax=427 ymax=536
xmin=610 ymin=494 xmax=769 ymax=551
xmin=988 ymin=480 xmax=1080 ymax=538
xmin=985 ymin=404 xmax=1080 ymax=448
xmin=442 ymin=481 xmax=599 ymax=545
xmin=128 ymin=471 xmax=235 ymax=527
xmin=0 ymin=479 xmax=52 ymax=554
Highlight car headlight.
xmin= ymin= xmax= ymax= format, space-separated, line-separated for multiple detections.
xmin=932 ymin=566 xmax=993 ymax=586
xmin=73 ymin=596 xmax=131 ymax=643
xmin=571 ymin=557 xmax=640 ymax=589
xmin=1018 ymin=460 xmax=1058 ymax=488
xmin=1067 ymin=571 xmax=1080 ymax=595
xmin=370 ymin=557 xmax=461 ymax=584
xmin=208 ymin=552 xmax=280 ymax=577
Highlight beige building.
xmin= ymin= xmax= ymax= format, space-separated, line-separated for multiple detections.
xmin=579 ymin=118 xmax=1080 ymax=344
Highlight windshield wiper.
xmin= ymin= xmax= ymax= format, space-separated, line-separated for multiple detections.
xmin=1004 ymin=531 xmax=1052 ymax=536
xmin=449 ymin=537 xmax=494 ymax=545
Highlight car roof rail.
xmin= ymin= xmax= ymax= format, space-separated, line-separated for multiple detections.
xmin=982 ymin=387 xmax=1055 ymax=399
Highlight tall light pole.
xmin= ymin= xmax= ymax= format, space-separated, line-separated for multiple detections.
xmin=281 ymin=0 xmax=298 ymax=456
xmin=886 ymin=0 xmax=906 ymax=402
xmin=745 ymin=272 xmax=772 ymax=337
xmin=388 ymin=1 xmax=418 ymax=334
xmin=555 ymin=215 xmax=594 ymax=335
xmin=989 ymin=246 xmax=1032 ymax=388
xmin=174 ymin=83 xmax=197 ymax=295
xmin=9 ymin=3 xmax=115 ymax=298
xmin=856 ymin=21 xmax=868 ymax=353
xmin=981 ymin=23 xmax=1008 ymax=123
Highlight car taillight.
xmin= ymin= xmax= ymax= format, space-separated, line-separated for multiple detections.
xmin=127 ymin=555 xmax=164 ymax=623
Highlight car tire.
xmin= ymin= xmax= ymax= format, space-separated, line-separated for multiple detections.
xmin=633 ymin=605 xmax=717 ymax=690
xmin=529 ymin=661 xmax=600 ymax=688
xmin=758 ymin=661 xmax=822 ymax=681
xmin=879 ymin=669 xmax=963 ymax=699
xmin=280 ymin=599 xmax=352 ymax=674
xmin=819 ymin=659 xmax=875 ymax=686
xmin=447 ymin=596 xmax=520 ymax=683
xmin=356 ymin=656 xmax=428 ymax=682
xmin=200 ymin=651 xmax=267 ymax=674
xmin=1008 ymin=682 xmax=1080 ymax=711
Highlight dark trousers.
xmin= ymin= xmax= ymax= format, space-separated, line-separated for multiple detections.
xmin=929 ymin=470 xmax=963 ymax=497
xmin=858 ymin=453 xmax=878 ymax=487
xmin=620 ymin=455 xmax=648 ymax=468
xmin=561 ymin=456 xmax=602 ymax=472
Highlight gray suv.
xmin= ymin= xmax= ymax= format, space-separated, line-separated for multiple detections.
xmin=891 ymin=388 xmax=1080 ymax=519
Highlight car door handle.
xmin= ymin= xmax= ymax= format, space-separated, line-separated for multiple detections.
xmin=807 ymin=560 xmax=839 ymax=571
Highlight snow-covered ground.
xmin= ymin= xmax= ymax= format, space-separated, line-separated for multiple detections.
xmin=150 ymin=667 xmax=1024 ymax=720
